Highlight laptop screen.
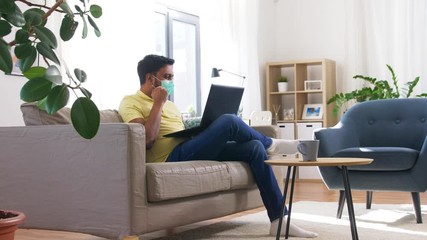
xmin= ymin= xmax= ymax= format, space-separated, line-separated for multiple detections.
xmin=200 ymin=84 xmax=244 ymax=127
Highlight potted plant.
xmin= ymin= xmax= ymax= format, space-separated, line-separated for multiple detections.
xmin=0 ymin=1 xmax=102 ymax=233
xmin=0 ymin=210 xmax=26 ymax=240
xmin=278 ymin=76 xmax=288 ymax=92
xmin=0 ymin=0 xmax=103 ymax=139
xmin=328 ymin=64 xmax=427 ymax=116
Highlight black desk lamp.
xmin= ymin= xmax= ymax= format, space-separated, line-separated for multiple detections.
xmin=211 ymin=68 xmax=246 ymax=86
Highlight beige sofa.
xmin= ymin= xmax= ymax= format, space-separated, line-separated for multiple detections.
xmin=0 ymin=104 xmax=281 ymax=239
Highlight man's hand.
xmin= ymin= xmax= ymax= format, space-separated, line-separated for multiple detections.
xmin=151 ymin=86 xmax=168 ymax=104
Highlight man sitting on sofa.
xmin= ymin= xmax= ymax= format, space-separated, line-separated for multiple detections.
xmin=118 ymin=54 xmax=317 ymax=238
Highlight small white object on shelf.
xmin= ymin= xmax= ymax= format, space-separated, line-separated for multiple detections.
xmin=304 ymin=80 xmax=322 ymax=91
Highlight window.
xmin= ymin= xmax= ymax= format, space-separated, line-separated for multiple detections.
xmin=154 ymin=7 xmax=201 ymax=116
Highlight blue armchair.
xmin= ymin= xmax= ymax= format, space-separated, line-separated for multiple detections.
xmin=314 ymin=98 xmax=427 ymax=223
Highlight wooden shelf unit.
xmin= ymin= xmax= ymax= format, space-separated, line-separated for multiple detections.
xmin=266 ymin=59 xmax=337 ymax=128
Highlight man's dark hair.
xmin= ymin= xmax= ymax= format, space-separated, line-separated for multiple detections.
xmin=137 ymin=54 xmax=175 ymax=85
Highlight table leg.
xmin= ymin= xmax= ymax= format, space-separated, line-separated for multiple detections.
xmin=285 ymin=166 xmax=297 ymax=239
xmin=276 ymin=166 xmax=292 ymax=240
xmin=341 ymin=166 xmax=359 ymax=240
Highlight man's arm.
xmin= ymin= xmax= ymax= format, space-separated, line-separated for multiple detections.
xmin=130 ymin=87 xmax=167 ymax=149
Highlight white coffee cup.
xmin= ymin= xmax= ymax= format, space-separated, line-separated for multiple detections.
xmin=297 ymin=140 xmax=319 ymax=161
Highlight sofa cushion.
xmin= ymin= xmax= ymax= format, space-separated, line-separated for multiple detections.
xmin=224 ymin=161 xmax=256 ymax=189
xmin=333 ymin=147 xmax=419 ymax=171
xmin=21 ymin=103 xmax=123 ymax=125
xmin=146 ymin=160 xmax=256 ymax=202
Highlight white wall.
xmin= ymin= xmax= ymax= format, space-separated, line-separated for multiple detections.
xmin=0 ymin=74 xmax=26 ymax=126
xmin=258 ymin=0 xmax=348 ymax=110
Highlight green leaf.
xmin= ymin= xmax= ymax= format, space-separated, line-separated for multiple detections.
xmin=17 ymin=46 xmax=37 ymax=72
xmin=23 ymin=66 xmax=46 ymax=79
xmin=24 ymin=8 xmax=47 ymax=27
xmin=81 ymin=14 xmax=88 ymax=39
xmin=79 ymin=87 xmax=92 ymax=98
xmin=60 ymin=15 xmax=78 ymax=41
xmin=0 ymin=39 xmax=13 ymax=74
xmin=74 ymin=68 xmax=87 ymax=82
xmin=36 ymin=42 xmax=60 ymax=65
xmin=2 ymin=3 xmax=25 ymax=27
xmin=0 ymin=0 xmax=15 ymax=15
xmin=87 ymin=15 xmax=101 ymax=37
xmin=45 ymin=65 xmax=63 ymax=85
xmin=37 ymin=97 xmax=47 ymax=111
xmin=71 ymin=97 xmax=100 ymax=139
xmin=33 ymin=26 xmax=58 ymax=48
xmin=20 ymin=77 xmax=53 ymax=102
xmin=75 ymin=5 xmax=84 ymax=14
xmin=90 ymin=5 xmax=102 ymax=18
xmin=0 ymin=20 xmax=12 ymax=37
xmin=15 ymin=29 xmax=30 ymax=44
xmin=46 ymin=84 xmax=70 ymax=114
xmin=23 ymin=8 xmax=43 ymax=27
xmin=14 ymin=42 xmax=33 ymax=58
xmin=59 ymin=2 xmax=74 ymax=16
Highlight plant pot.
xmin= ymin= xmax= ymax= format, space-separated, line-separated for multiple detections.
xmin=278 ymin=82 xmax=288 ymax=92
xmin=0 ymin=210 xmax=26 ymax=240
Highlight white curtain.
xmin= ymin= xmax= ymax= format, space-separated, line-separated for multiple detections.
xmin=345 ymin=0 xmax=427 ymax=96
xmin=61 ymin=0 xmax=157 ymax=109
xmin=202 ymin=0 xmax=261 ymax=118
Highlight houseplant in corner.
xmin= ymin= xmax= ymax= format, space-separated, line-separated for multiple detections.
xmin=277 ymin=76 xmax=288 ymax=92
xmin=0 ymin=0 xmax=103 ymax=139
xmin=0 ymin=210 xmax=26 ymax=240
xmin=1 ymin=1 xmax=102 ymax=237
xmin=328 ymin=64 xmax=427 ymax=116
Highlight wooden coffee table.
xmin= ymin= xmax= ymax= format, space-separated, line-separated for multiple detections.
xmin=265 ymin=157 xmax=373 ymax=240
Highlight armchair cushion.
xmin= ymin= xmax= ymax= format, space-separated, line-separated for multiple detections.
xmin=334 ymin=147 xmax=419 ymax=171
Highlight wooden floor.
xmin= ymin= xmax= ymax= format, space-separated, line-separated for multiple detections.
xmin=15 ymin=181 xmax=427 ymax=240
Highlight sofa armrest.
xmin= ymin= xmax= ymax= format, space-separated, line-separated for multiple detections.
xmin=0 ymin=123 xmax=146 ymax=239
xmin=252 ymin=125 xmax=280 ymax=138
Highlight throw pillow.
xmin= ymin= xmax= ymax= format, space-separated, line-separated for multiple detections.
xmin=21 ymin=103 xmax=123 ymax=126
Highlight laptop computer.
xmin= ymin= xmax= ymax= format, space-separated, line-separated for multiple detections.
xmin=164 ymin=84 xmax=244 ymax=138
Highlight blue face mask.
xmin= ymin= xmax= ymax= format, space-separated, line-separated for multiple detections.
xmin=161 ymin=80 xmax=174 ymax=95
xmin=153 ymin=75 xmax=174 ymax=95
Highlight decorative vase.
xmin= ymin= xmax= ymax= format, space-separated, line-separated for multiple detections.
xmin=0 ymin=210 xmax=26 ymax=240
xmin=278 ymin=82 xmax=288 ymax=92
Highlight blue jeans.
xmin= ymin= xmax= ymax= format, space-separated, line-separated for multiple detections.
xmin=167 ymin=114 xmax=285 ymax=221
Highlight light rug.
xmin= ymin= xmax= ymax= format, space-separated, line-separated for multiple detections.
xmin=154 ymin=201 xmax=427 ymax=240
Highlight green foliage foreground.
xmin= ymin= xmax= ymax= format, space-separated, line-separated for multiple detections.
xmin=0 ymin=0 xmax=102 ymax=139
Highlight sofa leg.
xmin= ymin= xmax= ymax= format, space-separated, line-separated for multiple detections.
xmin=411 ymin=192 xmax=423 ymax=223
xmin=366 ymin=191 xmax=373 ymax=209
xmin=337 ymin=190 xmax=345 ymax=219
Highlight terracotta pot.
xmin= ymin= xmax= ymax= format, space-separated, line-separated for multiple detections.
xmin=0 ymin=210 xmax=26 ymax=240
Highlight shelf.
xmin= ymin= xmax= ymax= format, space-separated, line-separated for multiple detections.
xmin=265 ymin=58 xmax=337 ymax=131
xmin=270 ymin=91 xmax=295 ymax=95
xmin=295 ymin=90 xmax=323 ymax=94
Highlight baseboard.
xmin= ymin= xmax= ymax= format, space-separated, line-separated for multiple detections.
xmin=295 ymin=178 xmax=323 ymax=183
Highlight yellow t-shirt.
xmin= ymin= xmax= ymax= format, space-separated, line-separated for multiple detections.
xmin=118 ymin=90 xmax=186 ymax=163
